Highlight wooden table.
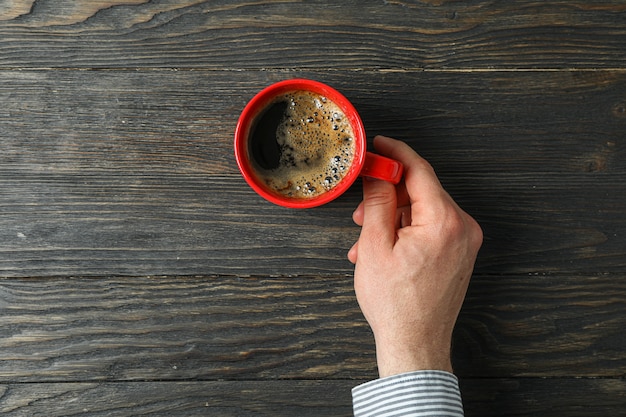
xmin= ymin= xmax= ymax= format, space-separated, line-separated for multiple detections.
xmin=1 ymin=1 xmax=625 ymax=415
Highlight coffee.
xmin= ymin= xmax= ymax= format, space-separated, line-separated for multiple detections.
xmin=248 ymin=90 xmax=356 ymax=199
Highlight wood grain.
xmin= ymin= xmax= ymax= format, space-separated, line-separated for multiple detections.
xmin=0 ymin=275 xmax=373 ymax=382
xmin=1 ymin=0 xmax=625 ymax=69
xmin=2 ymin=69 xmax=625 ymax=176
xmin=2 ymin=1 xmax=626 ymax=413
xmin=1 ymin=172 xmax=626 ymax=277
xmin=457 ymin=274 xmax=626 ymax=377
xmin=0 ymin=378 xmax=624 ymax=417
xmin=1 ymin=275 xmax=624 ymax=382
xmin=0 ymin=380 xmax=356 ymax=417
xmin=461 ymin=377 xmax=626 ymax=417
xmin=1 ymin=69 xmax=625 ymax=277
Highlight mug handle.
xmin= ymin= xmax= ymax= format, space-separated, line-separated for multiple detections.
xmin=360 ymin=152 xmax=404 ymax=184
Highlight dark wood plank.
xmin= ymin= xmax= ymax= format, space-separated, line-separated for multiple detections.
xmin=1 ymin=275 xmax=624 ymax=381
xmin=0 ymin=380 xmax=356 ymax=417
xmin=3 ymin=69 xmax=624 ymax=177
xmin=0 ymin=378 xmax=624 ymax=417
xmin=1 ymin=69 xmax=625 ymax=277
xmin=1 ymin=1 xmax=625 ymax=69
xmin=461 ymin=377 xmax=626 ymax=416
xmin=0 ymin=275 xmax=374 ymax=382
xmin=456 ymin=274 xmax=626 ymax=378
xmin=2 ymin=173 xmax=626 ymax=277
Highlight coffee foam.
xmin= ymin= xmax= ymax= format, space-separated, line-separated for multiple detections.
xmin=253 ymin=90 xmax=356 ymax=199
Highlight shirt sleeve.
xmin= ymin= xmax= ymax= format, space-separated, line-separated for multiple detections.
xmin=352 ymin=370 xmax=464 ymax=417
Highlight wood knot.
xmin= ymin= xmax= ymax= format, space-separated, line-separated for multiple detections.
xmin=584 ymin=156 xmax=607 ymax=172
xmin=582 ymin=142 xmax=615 ymax=173
xmin=612 ymin=102 xmax=626 ymax=118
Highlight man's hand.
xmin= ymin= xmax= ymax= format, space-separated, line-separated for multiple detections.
xmin=348 ymin=135 xmax=483 ymax=377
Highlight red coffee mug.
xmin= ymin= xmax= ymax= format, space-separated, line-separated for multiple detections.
xmin=234 ymin=79 xmax=403 ymax=208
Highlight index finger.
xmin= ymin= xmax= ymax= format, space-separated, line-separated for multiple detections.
xmin=372 ymin=136 xmax=448 ymax=222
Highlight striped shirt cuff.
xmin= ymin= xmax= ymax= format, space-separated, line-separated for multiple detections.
xmin=352 ymin=370 xmax=464 ymax=417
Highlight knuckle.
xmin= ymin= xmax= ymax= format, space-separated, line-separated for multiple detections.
xmin=364 ymin=183 xmax=396 ymax=209
xmin=440 ymin=205 xmax=483 ymax=251
xmin=441 ymin=206 xmax=465 ymax=237
xmin=470 ymin=218 xmax=484 ymax=249
xmin=365 ymin=191 xmax=394 ymax=208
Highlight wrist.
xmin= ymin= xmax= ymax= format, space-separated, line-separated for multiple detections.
xmin=375 ymin=339 xmax=453 ymax=378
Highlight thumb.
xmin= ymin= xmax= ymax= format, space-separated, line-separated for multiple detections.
xmin=359 ymin=178 xmax=397 ymax=253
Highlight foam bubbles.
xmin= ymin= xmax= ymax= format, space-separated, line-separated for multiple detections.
xmin=254 ymin=90 xmax=356 ymax=199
